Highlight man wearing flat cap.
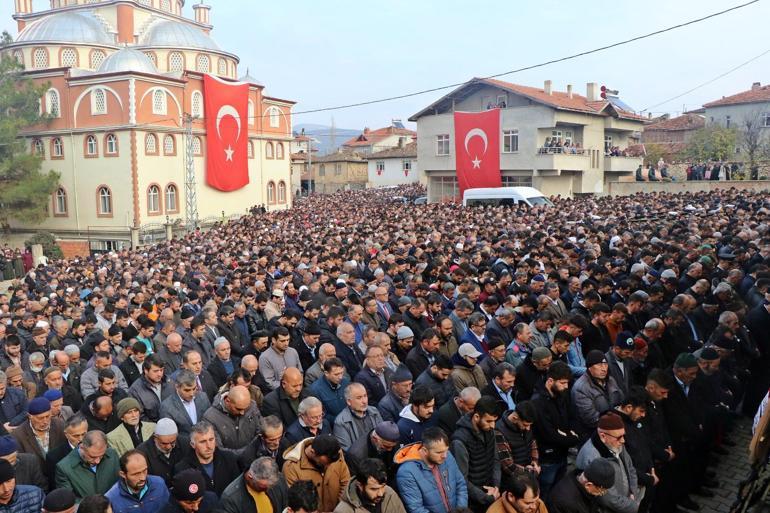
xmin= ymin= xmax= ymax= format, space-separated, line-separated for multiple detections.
xmin=575 ymin=412 xmax=641 ymax=513
xmin=12 ymin=397 xmax=65 ymax=469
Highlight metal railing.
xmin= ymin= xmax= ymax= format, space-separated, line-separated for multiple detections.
xmin=537 ymin=146 xmax=586 ymax=155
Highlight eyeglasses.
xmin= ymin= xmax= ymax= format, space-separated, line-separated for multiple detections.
xmin=602 ymin=432 xmax=625 ymax=441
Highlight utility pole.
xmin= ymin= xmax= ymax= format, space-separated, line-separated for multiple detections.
xmin=183 ymin=113 xmax=199 ymax=232
xmin=330 ymin=116 xmax=336 ymax=152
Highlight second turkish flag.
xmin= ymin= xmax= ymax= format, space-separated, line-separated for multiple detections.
xmin=454 ymin=109 xmax=501 ymax=196
xmin=203 ymin=74 xmax=250 ymax=192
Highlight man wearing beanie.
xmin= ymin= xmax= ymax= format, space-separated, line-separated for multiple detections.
xmin=42 ymin=488 xmax=77 ymax=513
xmin=0 ymin=459 xmax=44 ymax=512
xmin=0 ymin=434 xmax=48 ymax=491
xmin=606 ymin=331 xmax=636 ymax=398
xmin=161 ymin=468 xmax=220 ymax=513
xmin=11 ymin=397 xmax=66 ymax=469
xmin=572 ymin=350 xmax=623 ymax=439
xmin=107 ymin=398 xmax=157 ymax=457
xmin=575 ymin=412 xmax=641 ymax=513
xmin=549 ymin=458 xmax=616 ymax=513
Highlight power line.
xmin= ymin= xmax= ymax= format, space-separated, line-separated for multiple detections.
xmin=641 ymin=47 xmax=770 ymax=112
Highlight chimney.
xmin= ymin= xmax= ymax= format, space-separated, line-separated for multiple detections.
xmin=15 ymin=0 xmax=32 ymax=31
xmin=752 ymin=82 xmax=761 ymax=90
xmin=586 ymin=82 xmax=598 ymax=102
xmin=544 ymin=80 xmax=552 ymax=96
xmin=567 ymin=84 xmax=573 ymax=99
xmin=193 ymin=3 xmax=212 ymax=28
xmin=363 ymin=127 xmax=370 ymax=135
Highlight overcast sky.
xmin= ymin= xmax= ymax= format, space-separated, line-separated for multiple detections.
xmin=2 ymin=0 xmax=767 ymax=130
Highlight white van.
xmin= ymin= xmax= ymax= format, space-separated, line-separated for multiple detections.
xmin=462 ymin=186 xmax=553 ymax=208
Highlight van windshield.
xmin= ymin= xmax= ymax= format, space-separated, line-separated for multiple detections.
xmin=527 ymin=196 xmax=552 ymax=207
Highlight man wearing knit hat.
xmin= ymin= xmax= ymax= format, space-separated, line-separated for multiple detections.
xmin=11 ymin=397 xmax=66 ymax=469
xmin=0 ymin=434 xmax=48 ymax=491
xmin=0 ymin=459 xmax=44 ymax=511
xmin=161 ymin=468 xmax=220 ymax=513
xmin=575 ymin=412 xmax=642 ymax=513
xmin=42 ymin=488 xmax=77 ymax=513
xmin=550 ymin=458 xmax=616 ymax=513
xmin=107 ymin=397 xmax=157 ymax=457
xmin=572 ymin=350 xmax=623 ymax=439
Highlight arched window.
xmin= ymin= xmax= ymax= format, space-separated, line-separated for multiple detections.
xmin=265 ymin=141 xmax=274 ymax=159
xmin=52 ymin=137 xmax=64 ymax=158
xmin=46 ymin=89 xmax=60 ymax=117
xmin=276 ymin=142 xmax=284 ymax=160
xmin=144 ymin=52 xmax=157 ymax=67
xmin=145 ymin=133 xmax=158 ymax=155
xmin=152 ymin=89 xmax=167 ymax=115
xmin=33 ymin=138 xmax=45 ymax=157
xmin=247 ymin=141 xmax=254 ymax=159
xmin=192 ymin=136 xmax=202 ymax=156
xmin=217 ymin=58 xmax=227 ymax=76
xmin=91 ymin=88 xmax=107 ymax=115
xmin=247 ymin=100 xmax=255 ymax=126
xmin=266 ymin=181 xmax=275 ymax=204
xmin=191 ymin=91 xmax=203 ymax=118
xmin=60 ymin=47 xmax=78 ymax=68
xmin=278 ymin=181 xmax=286 ymax=203
xmin=269 ymin=107 xmax=280 ymax=128
xmin=105 ymin=133 xmax=118 ymax=155
xmin=147 ymin=185 xmax=161 ymax=213
xmin=90 ymin=49 xmax=105 ymax=69
xmin=163 ymin=135 xmax=175 ymax=155
xmin=97 ymin=186 xmax=112 ymax=215
xmin=54 ymin=187 xmax=67 ymax=216
xmin=33 ymin=48 xmax=48 ymax=69
xmin=165 ymin=184 xmax=178 ymax=212
xmin=12 ymin=50 xmax=23 ymax=66
xmin=168 ymin=52 xmax=184 ymax=72
xmin=160 ymin=0 xmax=171 ymax=11
xmin=196 ymin=54 xmax=210 ymax=73
xmin=85 ymin=135 xmax=98 ymax=156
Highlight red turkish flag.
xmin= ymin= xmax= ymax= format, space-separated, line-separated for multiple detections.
xmin=454 ymin=110 xmax=501 ymax=195
xmin=203 ymin=74 xmax=249 ymax=191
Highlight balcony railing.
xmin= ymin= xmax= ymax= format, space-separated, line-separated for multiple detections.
xmin=537 ymin=146 xmax=586 ymax=155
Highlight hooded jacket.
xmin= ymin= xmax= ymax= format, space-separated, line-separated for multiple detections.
xmin=450 ymin=414 xmax=500 ymax=507
xmin=394 ymin=442 xmax=468 ymax=513
xmin=282 ymin=437 xmax=351 ymax=513
xmin=334 ymin=479 xmax=406 ymax=513
xmin=397 ymin=404 xmax=430 ymax=446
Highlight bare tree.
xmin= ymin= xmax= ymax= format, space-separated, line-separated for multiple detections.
xmin=740 ymin=110 xmax=770 ymax=180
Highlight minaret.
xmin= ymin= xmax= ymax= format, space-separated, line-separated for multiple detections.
xmin=193 ymin=2 xmax=212 ymax=34
xmin=14 ymin=0 xmax=33 ymax=32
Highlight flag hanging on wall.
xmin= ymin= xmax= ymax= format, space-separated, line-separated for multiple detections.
xmin=453 ymin=109 xmax=501 ymax=195
xmin=203 ymin=74 xmax=250 ymax=192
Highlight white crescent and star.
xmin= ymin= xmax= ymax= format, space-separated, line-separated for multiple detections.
xmin=464 ymin=128 xmax=488 ymax=169
xmin=216 ymin=105 xmax=242 ymax=162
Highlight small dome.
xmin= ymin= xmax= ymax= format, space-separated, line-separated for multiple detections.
xmin=98 ymin=48 xmax=158 ymax=74
xmin=239 ymin=69 xmax=263 ymax=86
xmin=140 ymin=19 xmax=220 ymax=51
xmin=17 ymin=12 xmax=113 ymax=45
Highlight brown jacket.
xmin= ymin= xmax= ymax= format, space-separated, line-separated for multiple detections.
xmin=12 ymin=418 xmax=66 ymax=469
xmin=450 ymin=365 xmax=488 ymax=394
xmin=486 ymin=496 xmax=548 ymax=513
xmin=282 ymin=437 xmax=351 ymax=513
xmin=334 ymin=480 xmax=406 ymax=513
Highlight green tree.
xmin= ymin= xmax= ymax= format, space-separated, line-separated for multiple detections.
xmin=682 ymin=125 xmax=738 ymax=162
xmin=0 ymin=31 xmax=59 ymax=231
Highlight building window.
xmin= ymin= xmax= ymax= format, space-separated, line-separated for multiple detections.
xmin=54 ymin=187 xmax=67 ymax=216
xmin=278 ymin=181 xmax=286 ymax=203
xmin=169 ymin=52 xmax=184 ymax=72
xmin=196 ymin=54 xmax=210 ymax=73
xmin=153 ymin=90 xmax=167 ymax=115
xmin=97 ymin=186 xmax=112 ymax=215
xmin=163 ymin=135 xmax=175 ymax=155
xmin=165 ymin=184 xmax=178 ymax=212
xmin=319 ymin=164 xmax=325 ymax=176
xmin=147 ymin=185 xmax=161 ymax=214
xmin=33 ymin=138 xmax=45 ymax=157
xmin=247 ymin=141 xmax=254 ymax=159
xmin=248 ymin=100 xmax=255 ymax=126
xmin=12 ymin=50 xmax=23 ymax=66
xmin=33 ymin=48 xmax=48 ymax=69
xmin=496 ymin=94 xmax=507 ymax=107
xmin=501 ymin=175 xmax=533 ymax=187
xmin=276 ymin=142 xmax=284 ymax=159
xmin=503 ymin=129 xmax=519 ymax=153
xmin=334 ymin=163 xmax=342 ymax=175
xmin=46 ymin=89 xmax=60 ymax=117
xmin=725 ymin=115 xmax=731 ymax=128
xmin=52 ymin=137 xmax=64 ymax=158
xmin=85 ymin=135 xmax=98 ymax=156
xmin=192 ymin=136 xmax=202 ymax=156
xmin=191 ymin=91 xmax=203 ymax=118
xmin=763 ymin=113 xmax=770 ymax=128
xmin=265 ymin=142 xmax=274 ymax=159
xmin=60 ymin=47 xmax=78 ymax=68
xmin=160 ymin=0 xmax=171 ymax=11
xmin=269 ymin=107 xmax=280 ymax=128
xmin=145 ymin=133 xmax=158 ymax=154
xmin=144 ymin=52 xmax=157 ymax=66
xmin=267 ymin=181 xmax=275 ymax=204
xmin=433 ymin=176 xmax=459 ymax=203
xmin=375 ymin=161 xmax=385 ymax=175
xmin=436 ymin=134 xmax=450 ymax=156
xmin=217 ymin=58 xmax=227 ymax=76
xmin=604 ymin=135 xmax=613 ymax=154
xmin=105 ymin=133 xmax=118 ymax=155
xmin=402 ymin=160 xmax=412 ymax=176
xmin=90 ymin=49 xmax=105 ymax=69
xmin=91 ymin=88 xmax=107 ymax=115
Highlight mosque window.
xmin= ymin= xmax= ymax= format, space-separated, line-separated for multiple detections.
xmin=52 ymin=138 xmax=64 ymax=158
xmin=153 ymin=90 xmax=167 ymax=115
xmin=54 ymin=188 xmax=68 ymax=216
xmin=98 ymin=186 xmax=112 ymax=215
xmin=169 ymin=52 xmax=184 ymax=72
xmin=105 ymin=134 xmax=118 ymax=155
xmin=33 ymin=48 xmax=48 ymax=69
xmin=196 ymin=54 xmax=210 ymax=73
xmin=92 ymin=88 xmax=107 ymax=115
xmin=144 ymin=52 xmax=157 ymax=66
xmin=192 ymin=137 xmax=202 ymax=156
xmin=248 ymin=100 xmax=255 ymax=126
xmin=90 ymin=50 xmax=106 ymax=69
xmin=163 ymin=135 xmax=176 ymax=155
xmin=217 ymin=58 xmax=227 ymax=76
xmin=191 ymin=91 xmax=203 ymax=118
xmin=278 ymin=181 xmax=286 ymax=203
xmin=269 ymin=107 xmax=280 ymax=128
xmin=13 ymin=50 xmax=23 ymax=66
xmin=147 ymin=185 xmax=161 ymax=213
xmin=145 ymin=134 xmax=158 ymax=155
xmin=33 ymin=138 xmax=45 ymax=157
xmin=85 ymin=135 xmax=98 ymax=156
xmin=46 ymin=89 xmax=60 ymax=117
xmin=61 ymin=48 xmax=78 ymax=68
xmin=165 ymin=185 xmax=178 ymax=212
xmin=160 ymin=0 xmax=171 ymax=12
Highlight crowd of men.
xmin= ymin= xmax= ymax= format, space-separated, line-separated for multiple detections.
xmin=0 ymin=183 xmax=769 ymax=513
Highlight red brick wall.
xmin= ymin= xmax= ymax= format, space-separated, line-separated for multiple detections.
xmin=57 ymin=240 xmax=90 ymax=259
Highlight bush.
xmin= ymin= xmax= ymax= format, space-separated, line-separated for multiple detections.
xmin=24 ymin=232 xmax=63 ymax=259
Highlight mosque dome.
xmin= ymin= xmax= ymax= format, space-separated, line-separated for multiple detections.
xmin=140 ymin=19 xmax=220 ymax=51
xmin=17 ymin=12 xmax=113 ymax=45
xmin=98 ymin=48 xmax=158 ymax=74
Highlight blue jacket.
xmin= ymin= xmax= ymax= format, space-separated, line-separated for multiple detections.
xmin=395 ymin=443 xmax=468 ymax=513
xmin=0 ymin=485 xmax=43 ymax=513
xmin=0 ymin=388 xmax=28 ymax=427
xmin=106 ymin=475 xmax=170 ymax=513
xmin=308 ymin=375 xmax=349 ymax=423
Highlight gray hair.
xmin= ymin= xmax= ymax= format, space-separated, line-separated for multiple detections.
xmin=459 ymin=387 xmax=481 ymax=402
xmin=29 ymin=352 xmax=45 ymax=363
xmin=336 ymin=322 xmax=354 ymax=337
xmin=714 ymin=282 xmax=733 ymax=295
xmin=644 ymin=318 xmax=664 ymax=331
xmin=718 ymin=311 xmax=738 ymax=324
xmin=297 ymin=396 xmax=322 ymax=415
xmin=467 ymin=312 xmax=485 ymax=326
xmin=259 ymin=415 xmax=284 ymax=433
xmin=81 ymin=430 xmax=107 ymax=449
xmin=174 ymin=369 xmax=197 ymax=388
xmin=190 ymin=420 xmax=214 ymax=440
xmin=249 ymin=456 xmax=280 ymax=484
xmin=64 ymin=344 xmax=80 ymax=356
xmin=497 ymin=308 xmax=515 ymax=319
xmin=513 ymin=323 xmax=529 ymax=336
xmin=455 ymin=299 xmax=474 ymax=312
xmin=344 ymin=382 xmax=366 ymax=400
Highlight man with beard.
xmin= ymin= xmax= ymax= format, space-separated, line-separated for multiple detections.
xmin=347 ymin=421 xmax=401 ymax=483
xmin=105 ymin=450 xmax=169 ymax=513
xmin=397 ymin=385 xmax=435 ymax=445
xmin=572 ymin=350 xmax=623 ymax=439
xmin=487 ymin=473 xmax=547 ymax=513
xmin=282 ymin=435 xmax=351 ymax=513
xmin=334 ymin=458 xmax=405 ymax=513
